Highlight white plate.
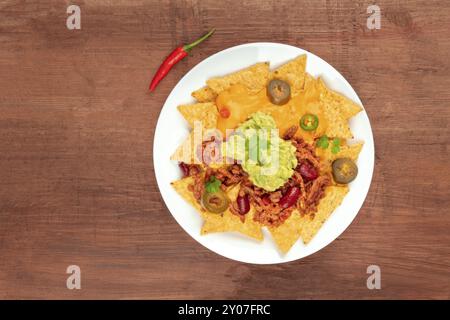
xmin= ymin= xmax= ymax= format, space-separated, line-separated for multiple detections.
xmin=153 ymin=43 xmax=374 ymax=264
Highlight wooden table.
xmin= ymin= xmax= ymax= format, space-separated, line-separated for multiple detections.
xmin=0 ymin=0 xmax=448 ymax=299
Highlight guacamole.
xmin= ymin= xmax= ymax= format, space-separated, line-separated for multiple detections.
xmin=224 ymin=112 xmax=297 ymax=191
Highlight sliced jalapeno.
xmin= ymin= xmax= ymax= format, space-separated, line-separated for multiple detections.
xmin=300 ymin=114 xmax=319 ymax=131
xmin=267 ymin=79 xmax=291 ymax=105
xmin=332 ymin=158 xmax=358 ymax=184
xmin=201 ymin=190 xmax=230 ymax=214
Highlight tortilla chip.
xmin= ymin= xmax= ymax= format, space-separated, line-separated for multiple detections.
xmin=178 ymin=102 xmax=218 ymax=128
xmin=318 ymin=142 xmax=364 ymax=165
xmin=191 ymin=86 xmax=217 ymax=102
xmin=171 ymin=176 xmax=205 ymax=215
xmin=170 ymin=130 xmax=201 ymax=163
xmin=318 ymin=78 xmax=362 ymax=119
xmin=269 ymin=210 xmax=303 ymax=253
xmin=201 ymin=209 xmax=263 ymax=241
xmin=303 ymin=72 xmax=315 ymax=89
xmin=299 ymin=186 xmax=349 ymax=244
xmin=271 ymin=55 xmax=307 ymax=95
xmin=172 ymin=177 xmax=262 ymax=240
xmin=201 ymin=184 xmax=263 ymax=240
xmin=171 ymin=125 xmax=225 ymax=164
xmin=206 ymin=62 xmax=270 ymax=94
xmin=322 ymin=101 xmax=353 ymax=139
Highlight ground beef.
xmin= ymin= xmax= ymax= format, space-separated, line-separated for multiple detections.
xmin=252 ymin=202 xmax=294 ymax=227
xmin=292 ymin=138 xmax=321 ymax=168
xmin=269 ymin=191 xmax=282 ymax=203
xmin=283 ymin=125 xmax=298 ymax=140
xmin=179 ymin=162 xmax=202 ymax=177
xmin=188 ymin=173 xmax=205 ymax=201
xmin=213 ymin=164 xmax=247 ymax=186
xmin=303 ymin=175 xmax=331 ymax=214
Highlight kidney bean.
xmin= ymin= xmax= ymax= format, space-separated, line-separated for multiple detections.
xmin=278 ymin=186 xmax=300 ymax=209
xmin=236 ymin=194 xmax=250 ymax=214
xmin=179 ymin=162 xmax=189 ymax=177
xmin=299 ymin=162 xmax=318 ymax=181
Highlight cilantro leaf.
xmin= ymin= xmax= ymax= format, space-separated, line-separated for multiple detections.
xmin=331 ymin=138 xmax=341 ymax=154
xmin=316 ymin=135 xmax=329 ymax=149
xmin=332 ymin=138 xmax=340 ymax=146
xmin=205 ymin=176 xmax=221 ymax=193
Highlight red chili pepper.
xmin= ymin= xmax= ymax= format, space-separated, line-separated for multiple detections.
xmin=149 ymin=28 xmax=215 ymax=91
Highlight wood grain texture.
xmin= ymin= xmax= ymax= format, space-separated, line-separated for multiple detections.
xmin=0 ymin=0 xmax=449 ymax=299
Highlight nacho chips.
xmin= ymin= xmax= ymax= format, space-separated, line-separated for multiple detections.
xmin=317 ymin=78 xmax=362 ymax=120
xmin=298 ymin=186 xmax=349 ymax=244
xmin=322 ymin=100 xmax=354 ymax=139
xmin=271 ymin=54 xmax=307 ymax=95
xmin=206 ymin=62 xmax=270 ymax=94
xmin=172 ymin=179 xmax=263 ymax=240
xmin=269 ymin=210 xmax=303 ymax=253
xmin=201 ymin=208 xmax=263 ymax=241
xmin=170 ymin=54 xmax=364 ymax=255
xmin=171 ymin=176 xmax=205 ymax=214
xmin=178 ymin=102 xmax=218 ymax=128
xmin=318 ymin=142 xmax=364 ymax=165
xmin=192 ymin=86 xmax=217 ymax=102
xmin=171 ymin=131 xmax=195 ymax=163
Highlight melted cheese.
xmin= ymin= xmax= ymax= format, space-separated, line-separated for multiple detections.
xmin=215 ymin=82 xmax=327 ymax=142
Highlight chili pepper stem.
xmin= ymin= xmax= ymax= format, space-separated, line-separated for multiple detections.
xmin=183 ymin=28 xmax=215 ymax=52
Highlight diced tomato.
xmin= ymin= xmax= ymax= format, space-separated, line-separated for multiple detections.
xmin=219 ymin=107 xmax=231 ymax=118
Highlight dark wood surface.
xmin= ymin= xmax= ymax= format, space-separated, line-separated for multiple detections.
xmin=0 ymin=0 xmax=449 ymax=299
